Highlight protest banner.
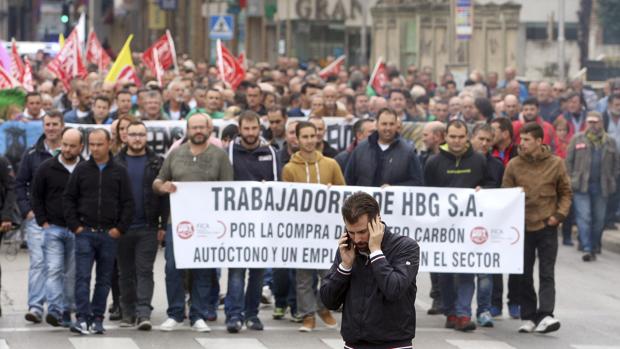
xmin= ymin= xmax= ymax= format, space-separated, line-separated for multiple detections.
xmin=169 ymin=182 xmax=525 ymax=274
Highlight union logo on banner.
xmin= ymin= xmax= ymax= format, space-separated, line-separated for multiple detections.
xmin=177 ymin=221 xmax=195 ymax=240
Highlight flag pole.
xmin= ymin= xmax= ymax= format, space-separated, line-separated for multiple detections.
xmin=166 ymin=30 xmax=179 ymax=74
xmin=368 ymin=56 xmax=383 ymax=87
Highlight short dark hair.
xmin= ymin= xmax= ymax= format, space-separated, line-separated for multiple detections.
xmin=301 ymin=83 xmax=321 ymax=95
xmin=89 ymin=128 xmax=111 ymax=141
xmin=474 ymin=97 xmax=495 ymax=121
xmin=446 ymin=119 xmax=468 ymax=134
xmin=44 ymin=109 xmax=64 ymax=124
xmin=238 ymin=110 xmax=261 ymax=127
xmin=388 ymin=88 xmax=406 ymax=100
xmin=127 ymin=120 xmax=146 ymax=130
xmin=376 ymin=107 xmax=397 ymax=122
xmin=94 ymin=95 xmax=111 ymax=107
xmin=295 ymin=121 xmax=316 ymax=138
xmin=521 ymin=122 xmax=544 ymax=140
xmin=609 ymin=93 xmax=620 ymax=104
xmin=522 ymin=97 xmax=539 ymax=108
xmin=342 ymin=192 xmax=380 ymax=224
xmin=116 ymin=89 xmax=132 ymax=99
xmin=472 ymin=123 xmax=494 ymax=137
xmin=491 ymin=116 xmax=514 ymax=139
xmin=566 ymin=92 xmax=581 ymax=102
xmin=268 ymin=105 xmax=287 ymax=118
xmin=25 ymin=92 xmax=41 ymax=103
xmin=353 ymin=118 xmax=374 ymax=136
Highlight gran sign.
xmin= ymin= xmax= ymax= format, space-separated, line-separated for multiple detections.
xmin=278 ymin=0 xmax=377 ymax=26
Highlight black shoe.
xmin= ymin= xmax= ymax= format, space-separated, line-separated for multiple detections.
xmin=108 ymin=306 xmax=121 ymax=321
xmin=25 ymin=310 xmax=43 ymax=323
xmin=582 ymin=253 xmax=593 ymax=262
xmin=137 ymin=317 xmax=152 ymax=331
xmin=46 ymin=313 xmax=62 ymax=327
xmin=427 ymin=299 xmax=443 ymax=315
xmin=226 ymin=319 xmax=243 ymax=333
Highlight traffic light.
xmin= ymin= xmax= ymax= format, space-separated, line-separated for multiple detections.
xmin=61 ymin=3 xmax=70 ymax=36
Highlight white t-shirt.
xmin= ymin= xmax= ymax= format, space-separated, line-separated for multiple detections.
xmin=378 ymin=143 xmax=390 ymax=151
xmin=59 ymin=156 xmax=78 ymax=173
xmin=170 ymin=110 xmax=181 ymax=120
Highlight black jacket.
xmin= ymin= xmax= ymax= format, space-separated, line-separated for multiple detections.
xmin=63 ymin=154 xmax=134 ymax=233
xmin=15 ymin=135 xmax=54 ymax=218
xmin=115 ymin=147 xmax=169 ymax=230
xmin=322 ymin=141 xmax=339 ymax=158
xmin=0 ymin=156 xmax=17 ymax=223
xmin=228 ymin=139 xmax=280 ymax=181
xmin=345 ymin=132 xmax=424 ymax=187
xmin=321 ymin=228 xmax=420 ymax=348
xmin=31 ymin=155 xmax=84 ymax=227
xmin=486 ymin=153 xmax=505 ymax=188
xmin=424 ymin=143 xmax=493 ymax=189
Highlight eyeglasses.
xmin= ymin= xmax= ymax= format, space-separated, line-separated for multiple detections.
xmin=127 ymin=133 xmax=147 ymax=138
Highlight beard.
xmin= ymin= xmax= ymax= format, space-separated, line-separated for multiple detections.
xmin=190 ymin=133 xmax=207 ymax=145
xmin=61 ymin=153 xmax=78 ymax=162
xmin=128 ymin=143 xmax=146 ymax=153
xmin=241 ymin=135 xmax=258 ymax=147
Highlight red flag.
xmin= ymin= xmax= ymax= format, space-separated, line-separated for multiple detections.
xmin=47 ymin=29 xmax=87 ymax=90
xmin=86 ymin=31 xmax=112 ymax=73
xmin=10 ymin=39 xmax=25 ymax=82
xmin=369 ymin=57 xmax=388 ymax=96
xmin=142 ymin=30 xmax=177 ymax=77
xmin=0 ymin=64 xmax=20 ymax=89
xmin=216 ymin=40 xmax=245 ymax=90
xmin=237 ymin=52 xmax=245 ymax=69
xmin=22 ymin=56 xmax=34 ymax=92
xmin=318 ymin=55 xmax=345 ymax=80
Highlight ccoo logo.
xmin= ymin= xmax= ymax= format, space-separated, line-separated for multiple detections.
xmin=176 ymin=221 xmax=195 ymax=240
xmin=470 ymin=226 xmax=489 ymax=245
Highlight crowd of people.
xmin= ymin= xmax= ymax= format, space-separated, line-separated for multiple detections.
xmin=0 ymin=52 xmax=618 ymax=342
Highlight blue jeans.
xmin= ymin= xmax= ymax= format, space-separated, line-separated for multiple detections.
xmin=44 ymin=225 xmax=75 ymax=317
xmin=574 ymin=187 xmax=607 ymax=253
xmin=164 ymin=226 xmax=213 ymax=324
xmin=225 ymin=268 xmax=265 ymax=321
xmin=439 ymin=273 xmax=475 ymax=317
xmin=25 ymin=218 xmax=46 ymax=313
xmin=476 ymin=274 xmax=493 ymax=315
xmin=74 ymin=229 xmax=118 ymax=321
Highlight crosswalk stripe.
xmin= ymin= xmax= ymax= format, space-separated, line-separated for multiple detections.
xmin=0 ymin=339 xmax=10 ymax=349
xmin=571 ymin=346 xmax=620 ymax=349
xmin=196 ymin=338 xmax=269 ymax=349
xmin=321 ymin=339 xmax=345 ymax=349
xmin=69 ymin=337 xmax=140 ymax=349
xmin=446 ymin=340 xmax=517 ymax=349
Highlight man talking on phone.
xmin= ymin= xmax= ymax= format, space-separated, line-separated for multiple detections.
xmin=320 ymin=192 xmax=420 ymax=349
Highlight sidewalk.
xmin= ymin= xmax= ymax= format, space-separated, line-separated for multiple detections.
xmin=603 ymin=227 xmax=620 ymax=254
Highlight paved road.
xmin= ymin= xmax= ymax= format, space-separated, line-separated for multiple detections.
xmin=1 ymin=237 xmax=619 ymax=349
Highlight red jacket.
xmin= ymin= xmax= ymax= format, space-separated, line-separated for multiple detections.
xmin=513 ymin=117 xmax=558 ymax=151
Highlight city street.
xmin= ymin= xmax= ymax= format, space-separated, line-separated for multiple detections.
xmin=1 ymin=237 xmax=619 ymax=349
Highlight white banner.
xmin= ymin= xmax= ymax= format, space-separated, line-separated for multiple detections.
xmin=170 ymin=182 xmax=525 ymax=273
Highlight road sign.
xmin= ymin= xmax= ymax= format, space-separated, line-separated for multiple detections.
xmin=159 ymin=0 xmax=177 ymax=11
xmin=209 ymin=15 xmax=234 ymax=41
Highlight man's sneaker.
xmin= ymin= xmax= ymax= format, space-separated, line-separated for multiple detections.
xmin=299 ymin=315 xmax=316 ymax=332
xmin=534 ymin=316 xmax=561 ymax=333
xmin=61 ymin=311 xmax=72 ymax=328
xmin=317 ymin=309 xmax=338 ymax=329
xmin=444 ymin=315 xmax=457 ymax=329
xmin=226 ymin=319 xmax=243 ymax=333
xmin=245 ymin=317 xmax=264 ymax=331
xmin=261 ymin=285 xmax=272 ymax=304
xmin=119 ymin=316 xmax=136 ymax=328
xmin=489 ymin=306 xmax=502 ymax=317
xmin=90 ymin=318 xmax=105 ymax=334
xmin=518 ymin=320 xmax=537 ymax=333
xmin=477 ymin=311 xmax=494 ymax=327
xmin=427 ymin=299 xmax=443 ymax=315
xmin=273 ymin=307 xmax=285 ymax=320
xmin=508 ymin=304 xmax=520 ymax=319
xmin=159 ymin=318 xmax=183 ymax=332
xmin=290 ymin=312 xmax=304 ymax=323
xmin=454 ymin=316 xmax=476 ymax=332
xmin=46 ymin=313 xmax=62 ymax=327
xmin=25 ymin=309 xmax=43 ymax=323
xmin=191 ymin=319 xmax=211 ymax=332
xmin=137 ymin=318 xmax=152 ymax=331
xmin=108 ymin=305 xmax=121 ymax=321
xmin=70 ymin=320 xmax=90 ymax=335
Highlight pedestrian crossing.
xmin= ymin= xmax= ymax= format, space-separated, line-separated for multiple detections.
xmin=2 ymin=337 xmax=620 ymax=349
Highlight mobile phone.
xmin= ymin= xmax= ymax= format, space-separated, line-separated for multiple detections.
xmin=346 ymin=234 xmax=352 ymax=250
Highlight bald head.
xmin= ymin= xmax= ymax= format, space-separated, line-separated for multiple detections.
xmin=537 ymin=81 xmax=552 ymax=102
xmin=503 ymin=94 xmax=520 ymax=118
xmin=60 ymin=128 xmax=84 ymax=163
xmin=422 ymin=121 xmax=446 ymax=152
